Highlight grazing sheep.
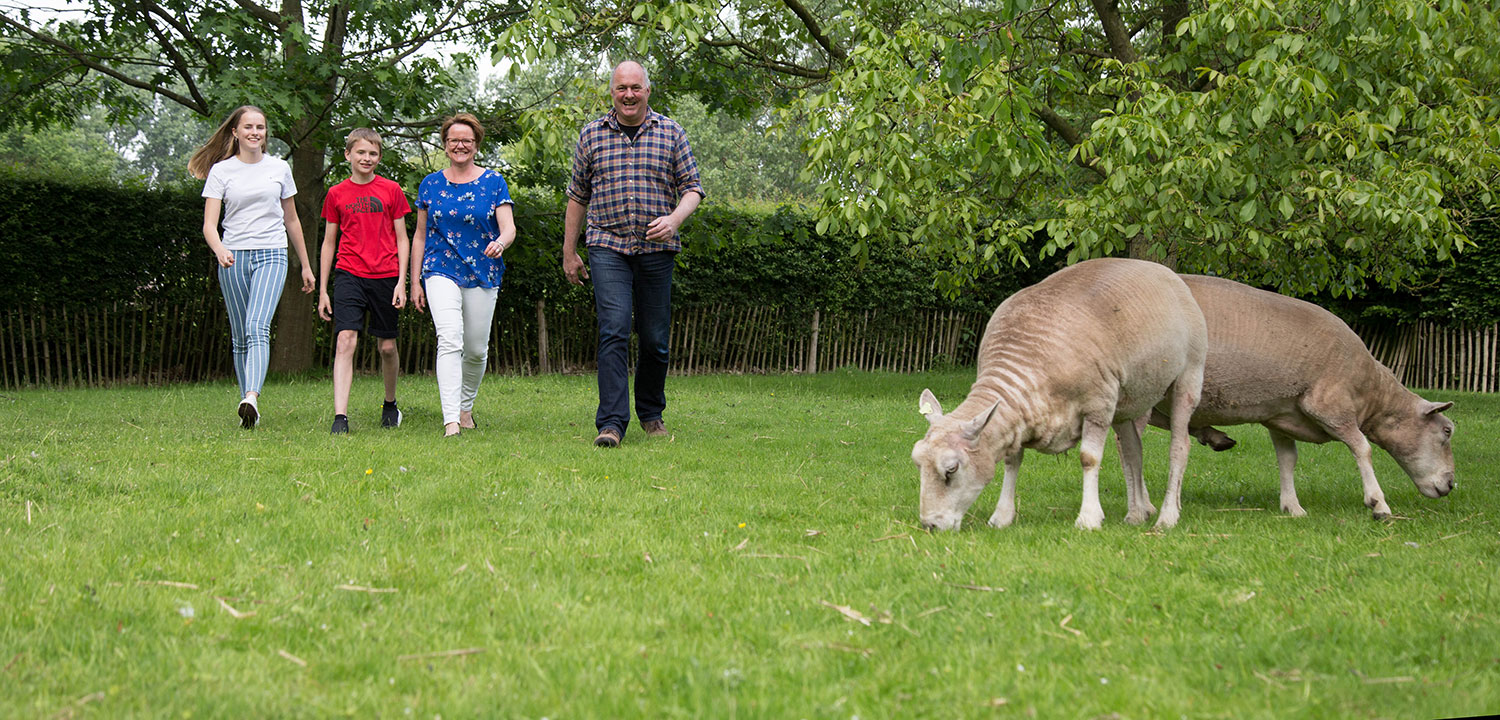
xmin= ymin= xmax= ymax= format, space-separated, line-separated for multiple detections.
xmin=1143 ymin=275 xmax=1455 ymax=519
xmin=912 ymin=258 xmax=1206 ymax=531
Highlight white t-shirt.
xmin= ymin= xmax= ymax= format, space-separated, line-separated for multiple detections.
xmin=201 ymin=155 xmax=298 ymax=250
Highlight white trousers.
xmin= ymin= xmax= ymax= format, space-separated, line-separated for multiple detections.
xmin=425 ymin=275 xmax=498 ymax=425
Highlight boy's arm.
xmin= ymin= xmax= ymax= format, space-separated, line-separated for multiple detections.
xmin=392 ymin=215 xmax=410 ymax=309
xmin=317 ymin=222 xmax=338 ymax=321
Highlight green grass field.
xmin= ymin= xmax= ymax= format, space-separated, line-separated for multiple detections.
xmin=1 ymin=370 xmax=1496 ymax=718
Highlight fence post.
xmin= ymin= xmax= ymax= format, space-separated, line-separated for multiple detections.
xmin=806 ymin=309 xmax=820 ymax=374
xmin=537 ymin=298 xmax=551 ymax=374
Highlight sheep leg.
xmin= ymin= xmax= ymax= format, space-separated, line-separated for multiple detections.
xmin=1115 ymin=417 xmax=1155 ymax=525
xmin=1075 ymin=418 xmax=1110 ymax=530
xmin=988 ymin=452 xmax=1022 ymax=528
xmin=1305 ymin=404 xmax=1393 ymax=519
xmin=1267 ymin=428 xmax=1307 ymax=517
xmin=1334 ymin=428 xmax=1391 ymax=519
xmin=1156 ymin=372 xmax=1202 ymax=530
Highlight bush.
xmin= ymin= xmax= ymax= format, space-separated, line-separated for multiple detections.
xmin=3 ymin=173 xmax=1491 ymax=327
xmin=0 ymin=176 xmax=1048 ymax=319
xmin=0 ymin=173 xmax=210 ymax=308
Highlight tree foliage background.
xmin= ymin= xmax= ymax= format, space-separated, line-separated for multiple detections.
xmin=494 ymin=0 xmax=1500 ymax=295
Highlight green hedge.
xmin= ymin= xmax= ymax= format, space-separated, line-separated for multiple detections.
xmin=1319 ymin=217 xmax=1500 ymax=327
xmin=0 ymin=177 xmax=1043 ymax=318
xmin=0 ymin=174 xmax=1492 ymax=327
xmin=0 ymin=175 xmax=212 ymax=308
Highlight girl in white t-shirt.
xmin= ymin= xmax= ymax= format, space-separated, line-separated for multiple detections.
xmin=189 ymin=106 xmax=316 ymax=429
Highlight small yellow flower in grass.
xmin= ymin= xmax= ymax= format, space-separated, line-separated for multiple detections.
xmin=255 ymin=502 xmax=266 ymax=512
xmin=738 ymin=523 xmax=746 ymax=529
xmin=365 ymin=468 xmax=373 ymax=475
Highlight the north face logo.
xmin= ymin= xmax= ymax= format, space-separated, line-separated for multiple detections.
xmin=345 ymin=196 xmax=385 ymax=214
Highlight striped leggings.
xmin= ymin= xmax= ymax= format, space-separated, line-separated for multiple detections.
xmin=218 ymin=248 xmax=287 ymax=397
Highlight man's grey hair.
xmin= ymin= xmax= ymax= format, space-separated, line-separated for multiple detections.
xmin=609 ymin=61 xmax=651 ymax=89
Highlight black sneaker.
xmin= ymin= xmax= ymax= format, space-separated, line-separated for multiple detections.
xmin=381 ymin=403 xmax=402 ymax=428
xmin=331 ymin=415 xmax=349 ymax=435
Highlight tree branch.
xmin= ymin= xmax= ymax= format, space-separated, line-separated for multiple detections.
xmin=1088 ymin=0 xmax=1138 ymax=64
xmin=1031 ymin=104 xmax=1105 ymax=179
xmin=143 ymin=1 xmax=217 ymax=70
xmin=341 ymin=4 xmax=528 ymax=63
xmin=778 ymin=0 xmax=846 ymax=64
xmin=231 ymin=0 xmax=284 ymax=30
xmin=137 ymin=6 xmax=209 ymax=110
xmin=0 ymin=15 xmax=207 ymax=113
xmin=699 ymin=37 xmax=829 ymax=79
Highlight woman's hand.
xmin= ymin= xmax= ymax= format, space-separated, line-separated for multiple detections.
xmin=483 ymin=240 xmax=506 ymax=258
xmin=215 ymin=248 xmax=235 ymax=268
xmin=300 ymin=265 xmax=316 ymax=293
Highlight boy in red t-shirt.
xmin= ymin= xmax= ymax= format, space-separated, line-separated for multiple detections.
xmin=317 ymin=129 xmax=413 ymax=434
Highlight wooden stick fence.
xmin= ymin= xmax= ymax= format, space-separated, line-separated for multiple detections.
xmin=1355 ymin=321 xmax=1498 ymax=393
xmin=4 ymin=301 xmax=1497 ymax=393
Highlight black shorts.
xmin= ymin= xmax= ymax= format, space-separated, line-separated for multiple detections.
xmin=331 ymin=270 xmax=400 ymax=338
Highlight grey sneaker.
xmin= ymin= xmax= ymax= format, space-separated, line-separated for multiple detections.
xmin=381 ymin=403 xmax=402 ymax=428
xmin=641 ymin=419 xmax=668 ymax=437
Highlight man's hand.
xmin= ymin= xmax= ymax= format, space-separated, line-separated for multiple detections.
xmin=563 ymin=250 xmax=589 ymax=286
xmin=645 ymin=214 xmax=682 ymax=242
xmin=392 ymin=284 xmax=406 ymax=309
xmin=317 ymin=293 xmax=333 ymax=321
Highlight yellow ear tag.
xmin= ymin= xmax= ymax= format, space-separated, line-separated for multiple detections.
xmin=920 ymin=401 xmax=934 ymax=415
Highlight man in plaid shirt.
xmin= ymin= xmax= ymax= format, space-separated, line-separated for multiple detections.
xmin=563 ymin=61 xmax=705 ymax=448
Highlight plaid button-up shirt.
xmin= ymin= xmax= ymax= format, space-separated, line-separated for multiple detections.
xmin=566 ymin=109 xmax=705 ymax=254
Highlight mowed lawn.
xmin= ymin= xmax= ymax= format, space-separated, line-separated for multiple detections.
xmin=1 ymin=370 xmax=1496 ymax=719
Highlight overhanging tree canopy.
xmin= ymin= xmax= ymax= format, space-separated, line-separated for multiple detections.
xmin=498 ymin=0 xmax=1500 ymax=295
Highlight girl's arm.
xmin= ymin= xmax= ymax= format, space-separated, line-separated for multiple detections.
xmin=203 ymin=198 xmax=234 ymax=268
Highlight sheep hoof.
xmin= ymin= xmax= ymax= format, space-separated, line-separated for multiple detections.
xmin=987 ymin=511 xmax=1016 ymax=529
xmin=1074 ymin=510 xmax=1104 ymax=531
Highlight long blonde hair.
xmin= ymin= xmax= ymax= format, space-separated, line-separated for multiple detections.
xmin=188 ymin=105 xmax=267 ymax=180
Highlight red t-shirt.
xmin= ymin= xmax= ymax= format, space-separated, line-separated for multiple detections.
xmin=321 ymin=175 xmax=412 ymax=278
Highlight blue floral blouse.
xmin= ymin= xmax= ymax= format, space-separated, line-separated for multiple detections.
xmin=417 ymin=168 xmax=514 ymax=289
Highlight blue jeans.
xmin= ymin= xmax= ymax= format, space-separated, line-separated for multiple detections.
xmin=588 ymin=247 xmax=674 ymax=433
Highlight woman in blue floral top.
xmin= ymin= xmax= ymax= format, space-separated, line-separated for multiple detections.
xmin=411 ymin=113 xmax=517 ymax=437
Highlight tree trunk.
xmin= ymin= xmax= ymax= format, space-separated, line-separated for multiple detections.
xmin=269 ymin=0 xmax=341 ymax=374
xmin=269 ymin=118 xmax=326 ymax=373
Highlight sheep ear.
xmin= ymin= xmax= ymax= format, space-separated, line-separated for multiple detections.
xmin=1424 ymin=400 xmax=1453 ymax=416
xmin=961 ymin=401 xmax=1000 ymax=441
xmin=919 ymin=389 xmax=943 ymax=423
